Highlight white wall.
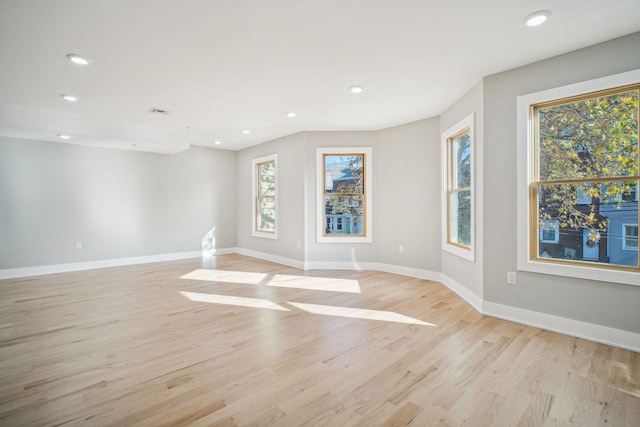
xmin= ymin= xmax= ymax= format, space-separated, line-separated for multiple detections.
xmin=0 ymin=137 xmax=236 ymax=269
xmin=483 ymin=32 xmax=640 ymax=333
xmin=439 ymin=80 xmax=484 ymax=300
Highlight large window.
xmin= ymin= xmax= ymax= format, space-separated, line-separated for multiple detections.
xmin=252 ymin=154 xmax=277 ymax=239
xmin=442 ymin=114 xmax=474 ymax=261
xmin=316 ymin=147 xmax=372 ymax=243
xmin=517 ymin=70 xmax=640 ymax=285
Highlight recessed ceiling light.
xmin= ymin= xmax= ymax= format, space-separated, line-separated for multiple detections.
xmin=58 ymin=134 xmax=72 ymax=140
xmin=525 ymin=11 xmax=550 ymax=27
xmin=61 ymin=94 xmax=78 ymax=102
xmin=242 ymin=129 xmax=251 ymax=134
xmin=66 ymin=54 xmax=90 ymax=65
xmin=285 ymin=112 xmax=297 ymax=118
xmin=350 ymin=85 xmax=364 ymax=94
xmin=213 ymin=140 xmax=222 ymax=145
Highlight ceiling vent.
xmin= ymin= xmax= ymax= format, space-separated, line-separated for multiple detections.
xmin=148 ymin=107 xmax=170 ymax=115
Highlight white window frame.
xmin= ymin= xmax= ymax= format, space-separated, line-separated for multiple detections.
xmin=316 ymin=147 xmax=372 ymax=243
xmin=539 ymin=219 xmax=559 ymax=244
xmin=622 ymin=224 xmax=638 ymax=251
xmin=441 ymin=113 xmax=475 ymax=262
xmin=516 ymin=69 xmax=640 ymax=286
xmin=252 ymin=154 xmax=278 ymax=239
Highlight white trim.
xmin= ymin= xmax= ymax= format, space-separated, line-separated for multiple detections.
xmin=622 ymin=224 xmax=639 ymax=251
xmin=316 ymin=147 xmax=373 ymax=243
xmin=483 ymin=301 xmax=640 ymax=353
xmin=441 ymin=113 xmax=475 ymax=262
xmin=439 ymin=273 xmax=483 ymax=312
xmin=232 ymin=247 xmax=305 ymax=270
xmin=251 ymin=154 xmax=278 ymax=239
xmin=304 ymin=260 xmax=378 ymax=271
xmin=517 ymin=69 xmax=640 ymax=286
xmin=375 ymin=263 xmax=441 ymax=282
xmin=539 ymin=219 xmax=559 ymax=244
xmin=0 ymin=250 xmax=206 ymax=279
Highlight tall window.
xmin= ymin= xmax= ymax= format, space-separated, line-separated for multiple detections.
xmin=316 ymin=147 xmax=372 ymax=243
xmin=442 ymin=114 xmax=474 ymax=261
xmin=517 ymin=71 xmax=640 ymax=285
xmin=252 ymin=154 xmax=277 ymax=239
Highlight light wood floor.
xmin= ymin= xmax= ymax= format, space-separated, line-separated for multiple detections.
xmin=1 ymin=254 xmax=639 ymax=426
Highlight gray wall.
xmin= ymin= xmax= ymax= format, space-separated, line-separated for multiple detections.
xmin=483 ymin=32 xmax=640 ymax=332
xmin=234 ymin=121 xmax=442 ymax=271
xmin=439 ymin=80 xmax=484 ymax=298
xmin=375 ymin=118 xmax=441 ymax=272
xmin=0 ymin=137 xmax=236 ymax=268
xmin=235 ymin=132 xmax=307 ymax=262
xmin=304 ymin=131 xmax=379 ymax=264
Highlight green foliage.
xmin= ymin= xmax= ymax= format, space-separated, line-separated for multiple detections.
xmin=538 ymin=89 xmax=639 ymax=235
xmin=327 ymin=155 xmax=364 ymax=221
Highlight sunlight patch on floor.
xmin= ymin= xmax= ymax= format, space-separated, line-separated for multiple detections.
xmin=180 ymin=291 xmax=289 ymax=311
xmin=180 ymin=269 xmax=267 ymax=285
xmin=268 ymin=274 xmax=361 ymax=293
xmin=286 ymin=302 xmax=436 ymax=326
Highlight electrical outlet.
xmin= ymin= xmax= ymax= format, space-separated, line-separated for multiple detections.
xmin=398 ymin=245 xmax=404 ymax=254
xmin=507 ymin=271 xmax=517 ymax=285
xmin=296 ymin=241 xmax=301 ymax=249
xmin=75 ymin=241 xmax=83 ymax=250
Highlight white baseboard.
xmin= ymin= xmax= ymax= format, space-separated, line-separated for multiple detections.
xmin=483 ymin=301 xmax=640 ymax=353
xmin=375 ymin=263 xmax=441 ymax=282
xmin=439 ymin=274 xmax=484 ymax=313
xmin=4 ymin=246 xmax=637 ymax=352
xmin=0 ymin=250 xmax=206 ymax=279
xmin=304 ymin=260 xmax=378 ymax=271
xmin=232 ymin=247 xmax=306 ymax=270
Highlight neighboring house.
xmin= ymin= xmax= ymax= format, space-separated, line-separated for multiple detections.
xmin=540 ymin=184 xmax=639 ymax=266
xmin=600 ymin=184 xmax=639 ymax=267
xmin=324 ymin=163 xmax=363 ymax=235
xmin=538 ymin=187 xmax=609 ymax=263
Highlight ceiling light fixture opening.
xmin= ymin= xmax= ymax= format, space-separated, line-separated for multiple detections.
xmin=213 ymin=140 xmax=222 ymax=145
xmin=242 ymin=129 xmax=251 ymax=134
xmin=350 ymin=85 xmax=364 ymax=94
xmin=285 ymin=112 xmax=296 ymax=118
xmin=61 ymin=94 xmax=78 ymax=102
xmin=525 ymin=11 xmax=550 ymax=27
xmin=58 ymin=134 xmax=72 ymax=140
xmin=66 ymin=54 xmax=90 ymax=65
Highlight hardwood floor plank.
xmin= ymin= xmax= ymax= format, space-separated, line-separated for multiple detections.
xmin=0 ymin=254 xmax=638 ymax=426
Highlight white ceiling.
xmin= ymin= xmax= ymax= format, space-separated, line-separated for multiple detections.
xmin=1 ymin=1 xmax=639 ymax=154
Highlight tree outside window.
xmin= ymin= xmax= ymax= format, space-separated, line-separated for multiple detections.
xmin=252 ymin=154 xmax=277 ymax=239
xmin=532 ymin=85 xmax=639 ymax=269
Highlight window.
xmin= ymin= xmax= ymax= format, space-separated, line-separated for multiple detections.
xmin=517 ymin=69 xmax=640 ymax=285
xmin=623 ymin=224 xmax=638 ymax=250
xmin=442 ymin=114 xmax=474 ymax=261
xmin=252 ymin=154 xmax=277 ymax=239
xmin=316 ymin=147 xmax=372 ymax=243
xmin=539 ymin=220 xmax=559 ymax=243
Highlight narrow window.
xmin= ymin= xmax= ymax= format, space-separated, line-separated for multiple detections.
xmin=623 ymin=225 xmax=639 ymax=250
xmin=316 ymin=147 xmax=372 ymax=243
xmin=252 ymin=154 xmax=277 ymax=239
xmin=442 ymin=114 xmax=474 ymax=261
